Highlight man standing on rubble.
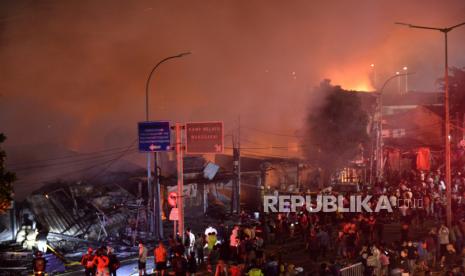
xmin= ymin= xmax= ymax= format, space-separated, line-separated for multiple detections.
xmin=81 ymin=248 xmax=96 ymax=276
xmin=139 ymin=241 xmax=148 ymax=276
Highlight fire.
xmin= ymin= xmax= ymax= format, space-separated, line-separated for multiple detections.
xmin=325 ymin=64 xmax=376 ymax=92
xmin=351 ymin=83 xmax=375 ymax=92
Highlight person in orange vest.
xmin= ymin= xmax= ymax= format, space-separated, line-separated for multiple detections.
xmin=33 ymin=251 xmax=46 ymax=276
xmin=154 ymin=241 xmax=168 ymax=276
xmin=93 ymin=247 xmax=110 ymax=276
xmin=81 ymin=248 xmax=96 ymax=276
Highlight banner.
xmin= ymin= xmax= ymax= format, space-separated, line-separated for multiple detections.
xmin=416 ymin=147 xmax=431 ymax=171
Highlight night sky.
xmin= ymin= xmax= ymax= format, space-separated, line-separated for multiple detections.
xmin=1 ymin=0 xmax=464 ymax=198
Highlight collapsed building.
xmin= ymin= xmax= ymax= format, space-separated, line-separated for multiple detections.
xmin=0 ymin=153 xmax=307 ymax=273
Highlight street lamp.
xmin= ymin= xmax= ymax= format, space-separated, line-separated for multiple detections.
xmin=370 ymin=64 xmax=377 ymax=89
xmin=395 ymin=21 xmax=465 ymax=227
xmin=373 ymin=72 xmax=414 ymax=181
xmin=145 ymin=52 xmax=191 ymax=239
xmin=403 ymin=66 xmax=408 ymax=93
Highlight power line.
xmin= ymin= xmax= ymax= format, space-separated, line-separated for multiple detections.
xmin=241 ymin=149 xmax=298 ymax=159
xmin=10 ymin=146 xmax=137 ymax=171
xmin=241 ymin=126 xmax=303 ymax=138
xmin=8 ymin=143 xmax=139 ymax=167
xmin=85 ymin=140 xmax=138 ymax=183
xmin=16 ymin=151 xmax=139 ymax=184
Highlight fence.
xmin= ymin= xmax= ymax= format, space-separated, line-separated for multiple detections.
xmin=340 ymin=262 xmax=364 ymax=276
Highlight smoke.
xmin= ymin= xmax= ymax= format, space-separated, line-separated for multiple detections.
xmin=1 ymin=0 xmax=465 ymax=197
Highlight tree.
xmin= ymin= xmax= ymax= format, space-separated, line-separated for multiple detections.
xmin=304 ymin=80 xmax=369 ymax=185
xmin=0 ymin=133 xmax=15 ymax=214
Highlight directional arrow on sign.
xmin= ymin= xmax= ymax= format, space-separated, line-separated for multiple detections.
xmin=149 ymin=144 xmax=157 ymax=151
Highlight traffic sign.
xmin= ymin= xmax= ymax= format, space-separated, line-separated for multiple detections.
xmin=138 ymin=121 xmax=171 ymax=152
xmin=185 ymin=122 xmax=223 ymax=154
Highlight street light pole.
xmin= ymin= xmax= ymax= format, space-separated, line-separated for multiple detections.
xmin=374 ymin=72 xmax=413 ymax=181
xmin=395 ymin=21 xmax=465 ymax=227
xmin=145 ymin=52 xmax=191 ymax=238
xmin=403 ymin=66 xmax=408 ymax=93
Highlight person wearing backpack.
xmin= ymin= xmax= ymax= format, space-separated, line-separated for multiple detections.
xmin=81 ymin=247 xmax=96 ymax=276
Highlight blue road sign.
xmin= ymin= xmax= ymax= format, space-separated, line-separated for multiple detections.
xmin=138 ymin=121 xmax=171 ymax=152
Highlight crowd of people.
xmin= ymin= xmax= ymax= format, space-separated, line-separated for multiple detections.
xmin=31 ymin=168 xmax=465 ymax=275
xmin=80 ymin=246 xmax=120 ymax=276
xmin=259 ymin=168 xmax=465 ymax=275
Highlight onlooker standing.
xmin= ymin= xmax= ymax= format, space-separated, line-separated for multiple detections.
xmin=438 ymin=224 xmax=450 ymax=258
xmin=187 ymin=252 xmax=197 ymax=276
xmin=107 ymin=247 xmax=120 ymax=276
xmin=172 ymin=251 xmax=188 ymax=276
xmin=154 ymin=241 xmax=168 ymax=276
xmin=138 ymin=241 xmax=148 ymax=276
xmin=194 ymin=233 xmax=205 ymax=265
xmin=185 ymin=228 xmax=196 ymax=256
xmin=441 ymin=244 xmax=457 ymax=271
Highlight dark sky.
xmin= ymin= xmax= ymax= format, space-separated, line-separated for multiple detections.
xmin=1 ymin=0 xmax=465 ymax=197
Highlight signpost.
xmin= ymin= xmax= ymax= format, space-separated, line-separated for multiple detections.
xmin=138 ymin=121 xmax=224 ymax=242
xmin=138 ymin=121 xmax=170 ymax=240
xmin=138 ymin=121 xmax=171 ymax=152
xmin=185 ymin=122 xmax=224 ymax=154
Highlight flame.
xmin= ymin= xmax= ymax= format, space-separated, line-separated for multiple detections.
xmin=325 ymin=64 xmax=376 ymax=92
xmin=351 ymin=83 xmax=375 ymax=92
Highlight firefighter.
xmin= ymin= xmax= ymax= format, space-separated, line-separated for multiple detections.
xmin=81 ymin=247 xmax=96 ymax=276
xmin=33 ymin=251 xmax=46 ymax=275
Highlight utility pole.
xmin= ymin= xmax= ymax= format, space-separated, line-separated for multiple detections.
xmin=231 ymin=117 xmax=241 ymax=214
xmin=232 ymin=139 xmax=240 ymax=214
xmin=232 ymin=118 xmax=241 ymax=214
xmin=153 ymin=153 xmax=163 ymax=239
xmin=175 ymin=123 xmax=185 ymax=242
xmin=396 ymin=21 xmax=465 ymax=227
xmin=237 ymin=117 xmax=241 ymax=214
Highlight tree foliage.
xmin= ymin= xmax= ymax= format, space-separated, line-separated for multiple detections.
xmin=0 ymin=133 xmax=15 ymax=214
xmin=304 ymin=80 xmax=369 ymax=178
